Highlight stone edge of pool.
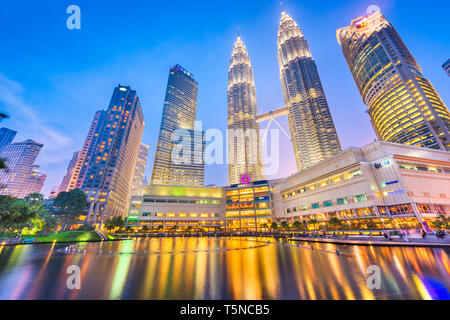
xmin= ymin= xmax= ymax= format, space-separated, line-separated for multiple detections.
xmin=289 ymin=237 xmax=450 ymax=248
xmin=2 ymin=237 xmax=449 ymax=248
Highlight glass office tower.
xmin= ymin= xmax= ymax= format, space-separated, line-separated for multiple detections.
xmin=0 ymin=127 xmax=17 ymax=151
xmin=0 ymin=139 xmax=44 ymax=198
xmin=151 ymin=65 xmax=205 ymax=186
xmin=278 ymin=11 xmax=342 ymax=171
xmin=337 ymin=11 xmax=450 ymax=150
xmin=130 ymin=143 xmax=149 ymax=197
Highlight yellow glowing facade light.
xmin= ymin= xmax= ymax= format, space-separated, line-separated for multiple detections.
xmin=337 ymin=11 xmax=450 ymax=151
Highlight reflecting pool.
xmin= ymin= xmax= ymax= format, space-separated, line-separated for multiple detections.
xmin=0 ymin=238 xmax=449 ymax=300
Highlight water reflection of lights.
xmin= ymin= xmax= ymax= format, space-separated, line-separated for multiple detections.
xmin=0 ymin=239 xmax=448 ymax=300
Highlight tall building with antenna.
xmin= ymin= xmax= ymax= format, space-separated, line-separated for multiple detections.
xmin=277 ymin=11 xmax=342 ymax=172
xmin=337 ymin=11 xmax=450 ymax=150
xmin=151 ymin=65 xmax=205 ymax=186
xmin=227 ymin=35 xmax=265 ymax=185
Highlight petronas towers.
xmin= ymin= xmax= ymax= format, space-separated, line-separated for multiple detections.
xmin=277 ymin=12 xmax=341 ymax=170
xmin=227 ymin=11 xmax=341 ymax=182
xmin=227 ymin=37 xmax=265 ymax=185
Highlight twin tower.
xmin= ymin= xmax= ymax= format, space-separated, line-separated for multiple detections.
xmin=228 ymin=11 xmax=341 ymax=185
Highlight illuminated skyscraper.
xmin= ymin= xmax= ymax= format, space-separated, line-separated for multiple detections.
xmin=82 ymin=85 xmax=145 ymax=226
xmin=0 ymin=127 xmax=17 ymax=151
xmin=227 ymin=36 xmax=265 ymax=185
xmin=277 ymin=12 xmax=342 ymax=171
xmin=337 ymin=11 xmax=450 ymax=150
xmin=151 ymin=65 xmax=205 ymax=186
xmin=23 ymin=165 xmax=46 ymax=196
xmin=66 ymin=111 xmax=105 ymax=192
xmin=130 ymin=143 xmax=149 ymax=196
xmin=57 ymin=151 xmax=80 ymax=194
xmin=0 ymin=139 xmax=44 ymax=198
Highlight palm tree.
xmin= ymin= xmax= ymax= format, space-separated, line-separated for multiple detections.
xmin=328 ymin=217 xmax=342 ymax=230
xmin=280 ymin=221 xmax=289 ymax=231
xmin=432 ymin=215 xmax=449 ymax=230
xmin=0 ymin=113 xmax=9 ymax=178
xmin=366 ymin=220 xmax=377 ymax=230
xmin=270 ymin=222 xmax=278 ymax=232
xmin=292 ymin=220 xmax=303 ymax=231
xmin=309 ymin=219 xmax=319 ymax=231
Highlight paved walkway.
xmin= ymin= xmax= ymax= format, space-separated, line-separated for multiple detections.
xmin=290 ymin=236 xmax=450 ymax=248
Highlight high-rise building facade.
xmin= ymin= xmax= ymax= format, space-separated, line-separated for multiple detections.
xmin=443 ymin=59 xmax=450 ymax=77
xmin=0 ymin=127 xmax=17 ymax=151
xmin=81 ymin=85 xmax=144 ymax=226
xmin=227 ymin=36 xmax=265 ymax=185
xmin=66 ymin=111 xmax=106 ymax=192
xmin=57 ymin=151 xmax=80 ymax=194
xmin=151 ymin=65 xmax=205 ymax=186
xmin=23 ymin=165 xmax=46 ymax=195
xmin=0 ymin=139 xmax=44 ymax=198
xmin=337 ymin=11 xmax=450 ymax=151
xmin=130 ymin=143 xmax=149 ymax=197
xmin=277 ymin=12 xmax=342 ymax=171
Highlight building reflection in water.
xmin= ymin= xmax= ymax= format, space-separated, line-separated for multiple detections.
xmin=0 ymin=238 xmax=448 ymax=300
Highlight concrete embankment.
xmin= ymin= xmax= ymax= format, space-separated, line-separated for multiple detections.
xmin=289 ymin=237 xmax=450 ymax=248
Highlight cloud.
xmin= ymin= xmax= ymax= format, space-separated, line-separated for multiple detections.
xmin=0 ymin=73 xmax=73 ymax=164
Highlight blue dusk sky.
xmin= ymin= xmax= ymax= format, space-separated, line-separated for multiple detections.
xmin=0 ymin=0 xmax=449 ymax=195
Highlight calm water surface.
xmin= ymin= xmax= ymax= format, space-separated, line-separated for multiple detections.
xmin=0 ymin=238 xmax=449 ymax=300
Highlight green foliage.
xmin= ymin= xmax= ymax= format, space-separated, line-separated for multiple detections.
xmin=37 ymin=231 xmax=101 ymax=242
xmin=328 ymin=217 xmax=343 ymax=230
xmin=0 ymin=193 xmax=55 ymax=235
xmin=365 ymin=220 xmax=377 ymax=230
xmin=292 ymin=220 xmax=304 ymax=231
xmin=53 ymin=189 xmax=88 ymax=230
xmin=270 ymin=222 xmax=278 ymax=230
xmin=308 ymin=219 xmax=319 ymax=231
xmin=104 ymin=216 xmax=125 ymax=232
xmin=280 ymin=221 xmax=289 ymax=230
xmin=77 ymin=223 xmax=95 ymax=231
xmin=432 ymin=215 xmax=449 ymax=230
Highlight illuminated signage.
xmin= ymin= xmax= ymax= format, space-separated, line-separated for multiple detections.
xmin=387 ymin=190 xmax=405 ymax=196
xmin=240 ymin=174 xmax=251 ymax=185
xmin=374 ymin=159 xmax=392 ymax=169
xmin=382 ymin=180 xmax=399 ymax=187
xmin=355 ymin=17 xmax=369 ymax=28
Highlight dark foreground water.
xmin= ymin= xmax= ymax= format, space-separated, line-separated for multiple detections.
xmin=0 ymin=238 xmax=449 ymax=300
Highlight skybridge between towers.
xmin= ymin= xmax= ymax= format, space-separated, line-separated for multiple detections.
xmin=256 ymin=106 xmax=291 ymax=144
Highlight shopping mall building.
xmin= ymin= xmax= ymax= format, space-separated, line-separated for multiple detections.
xmin=127 ymin=141 xmax=450 ymax=232
xmin=127 ymin=184 xmax=225 ymax=231
xmin=271 ymin=141 xmax=450 ymax=231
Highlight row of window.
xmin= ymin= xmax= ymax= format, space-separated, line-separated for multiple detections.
xmin=142 ymin=198 xmax=221 ymax=205
xmin=285 ymin=194 xmax=368 ymax=214
xmin=226 ymin=186 xmax=270 ymax=197
xmin=398 ymin=163 xmax=450 ymax=174
xmin=282 ymin=170 xmax=362 ymax=199
xmin=141 ymin=212 xmax=219 ymax=218
xmin=291 ymin=207 xmax=378 ymax=222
